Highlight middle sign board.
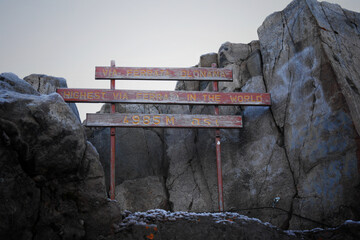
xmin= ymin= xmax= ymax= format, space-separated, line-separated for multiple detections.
xmin=56 ymin=89 xmax=271 ymax=106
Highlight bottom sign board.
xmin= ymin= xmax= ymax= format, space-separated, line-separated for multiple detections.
xmin=85 ymin=113 xmax=242 ymax=128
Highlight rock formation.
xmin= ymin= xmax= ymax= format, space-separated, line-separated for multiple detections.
xmin=257 ymin=0 xmax=360 ymax=229
xmin=0 ymin=73 xmax=121 ymax=239
xmin=1 ymin=0 xmax=360 ymax=238
xmin=88 ymin=0 xmax=360 ymax=230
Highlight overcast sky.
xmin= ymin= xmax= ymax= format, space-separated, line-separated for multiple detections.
xmin=1 ymin=0 xmax=359 ymax=120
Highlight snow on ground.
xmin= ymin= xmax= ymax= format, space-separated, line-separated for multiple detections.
xmin=284 ymin=219 xmax=360 ymax=236
xmin=118 ymin=209 xmax=276 ymax=228
xmin=116 ymin=209 xmax=360 ymax=236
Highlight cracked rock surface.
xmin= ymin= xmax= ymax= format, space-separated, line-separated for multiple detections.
xmin=258 ymin=0 xmax=360 ymax=229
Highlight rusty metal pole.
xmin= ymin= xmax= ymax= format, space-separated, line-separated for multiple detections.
xmin=212 ymin=63 xmax=224 ymax=212
xmin=110 ymin=60 xmax=116 ymax=200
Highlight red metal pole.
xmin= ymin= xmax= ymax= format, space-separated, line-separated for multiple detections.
xmin=212 ymin=63 xmax=224 ymax=212
xmin=110 ymin=60 xmax=116 ymax=200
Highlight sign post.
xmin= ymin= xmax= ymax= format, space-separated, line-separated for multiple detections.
xmin=110 ymin=60 xmax=116 ymax=200
xmin=211 ymin=63 xmax=224 ymax=212
xmin=57 ymin=61 xmax=271 ymax=210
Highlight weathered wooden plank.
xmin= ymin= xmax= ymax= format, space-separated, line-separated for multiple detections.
xmin=56 ymin=88 xmax=271 ymax=106
xmin=85 ymin=113 xmax=243 ymax=128
xmin=95 ymin=66 xmax=233 ymax=81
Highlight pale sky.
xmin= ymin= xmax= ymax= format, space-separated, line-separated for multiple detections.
xmin=1 ymin=0 xmax=359 ymax=120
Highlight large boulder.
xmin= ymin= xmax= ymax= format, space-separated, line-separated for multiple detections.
xmin=257 ymin=0 xmax=360 ymax=229
xmin=0 ymin=73 xmax=121 ymax=240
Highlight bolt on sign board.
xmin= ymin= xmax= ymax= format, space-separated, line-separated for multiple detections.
xmin=56 ymin=63 xmax=271 ymax=212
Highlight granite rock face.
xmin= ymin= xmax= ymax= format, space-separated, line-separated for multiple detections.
xmin=165 ymin=45 xmax=297 ymax=228
xmin=257 ymin=0 xmax=360 ymax=229
xmin=87 ymin=0 xmax=360 ymax=231
xmin=0 ymin=73 xmax=121 ymax=240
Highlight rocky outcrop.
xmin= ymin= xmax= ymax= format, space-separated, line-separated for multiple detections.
xmin=0 ymin=73 xmax=121 ymax=240
xmin=257 ymin=0 xmax=360 ymax=229
xmin=87 ymin=0 xmax=360 ymax=231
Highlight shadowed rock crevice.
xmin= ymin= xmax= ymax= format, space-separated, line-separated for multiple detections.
xmin=194 ymin=130 xmax=214 ymax=207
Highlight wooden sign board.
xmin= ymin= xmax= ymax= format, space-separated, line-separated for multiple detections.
xmin=85 ymin=113 xmax=243 ymax=128
xmin=95 ymin=66 xmax=233 ymax=81
xmin=56 ymin=88 xmax=271 ymax=106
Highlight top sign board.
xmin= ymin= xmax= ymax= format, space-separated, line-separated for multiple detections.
xmin=95 ymin=66 xmax=233 ymax=81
